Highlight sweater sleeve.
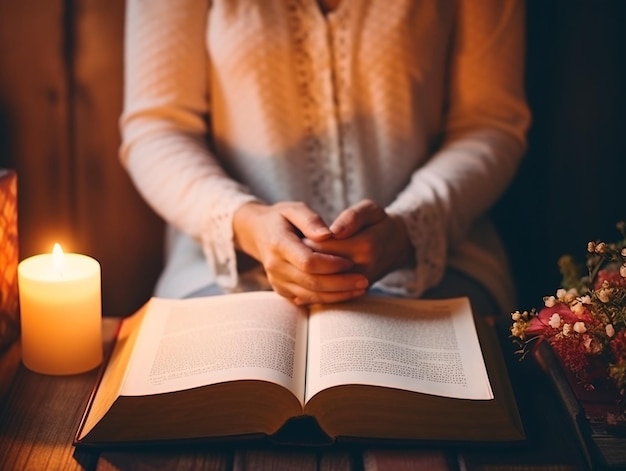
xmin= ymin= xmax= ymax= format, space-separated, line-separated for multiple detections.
xmin=120 ymin=0 xmax=259 ymax=288
xmin=386 ymin=0 xmax=531 ymax=296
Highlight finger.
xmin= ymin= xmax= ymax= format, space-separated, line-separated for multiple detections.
xmin=279 ymin=203 xmax=332 ymax=242
xmin=292 ymin=270 xmax=369 ymax=294
xmin=329 ymin=199 xmax=386 ymax=239
xmin=276 ymin=277 xmax=368 ymax=306
xmin=281 ymin=235 xmax=355 ymax=274
xmin=267 ymin=254 xmax=369 ymax=299
xmin=301 ymin=236 xmax=358 ymax=259
xmin=292 ymin=289 xmax=367 ymax=306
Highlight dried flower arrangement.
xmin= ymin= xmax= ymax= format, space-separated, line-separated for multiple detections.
xmin=510 ymin=222 xmax=626 ymax=425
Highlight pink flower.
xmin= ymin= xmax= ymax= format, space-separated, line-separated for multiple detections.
xmin=526 ymin=303 xmax=578 ymax=335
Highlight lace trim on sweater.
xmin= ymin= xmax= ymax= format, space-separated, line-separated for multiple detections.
xmin=288 ymin=1 xmax=331 ymax=217
xmin=383 ymin=203 xmax=447 ymax=297
xmin=287 ymin=1 xmax=355 ymax=219
xmin=331 ymin=7 xmax=356 ymax=204
xmin=202 ymin=191 xmax=259 ymax=290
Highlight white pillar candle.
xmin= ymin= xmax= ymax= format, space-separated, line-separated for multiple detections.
xmin=18 ymin=244 xmax=103 ymax=375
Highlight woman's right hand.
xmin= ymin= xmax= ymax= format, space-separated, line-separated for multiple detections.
xmin=232 ymin=202 xmax=369 ymax=305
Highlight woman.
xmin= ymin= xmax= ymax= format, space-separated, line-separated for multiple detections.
xmin=121 ymin=0 xmax=530 ymax=314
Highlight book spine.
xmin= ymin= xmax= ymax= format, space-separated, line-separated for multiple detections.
xmin=533 ymin=342 xmax=594 ymax=470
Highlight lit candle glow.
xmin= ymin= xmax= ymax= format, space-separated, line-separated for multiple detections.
xmin=18 ymin=244 xmax=103 ymax=375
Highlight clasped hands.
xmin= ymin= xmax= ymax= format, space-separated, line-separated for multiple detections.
xmin=233 ymin=199 xmax=414 ymax=305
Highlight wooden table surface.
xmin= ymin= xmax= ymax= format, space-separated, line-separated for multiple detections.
xmin=0 ymin=318 xmax=593 ymax=471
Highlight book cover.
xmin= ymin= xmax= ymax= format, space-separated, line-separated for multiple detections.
xmin=534 ymin=341 xmax=626 ymax=470
xmin=0 ymin=169 xmax=18 ymax=353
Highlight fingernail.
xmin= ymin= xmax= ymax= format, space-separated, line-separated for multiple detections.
xmin=329 ymin=223 xmax=344 ymax=235
xmin=315 ymin=227 xmax=332 ymax=237
xmin=294 ymin=297 xmax=311 ymax=306
xmin=355 ymin=278 xmax=369 ymax=289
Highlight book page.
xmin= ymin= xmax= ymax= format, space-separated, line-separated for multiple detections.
xmin=305 ymin=296 xmax=493 ymax=402
xmin=120 ymin=291 xmax=308 ymax=403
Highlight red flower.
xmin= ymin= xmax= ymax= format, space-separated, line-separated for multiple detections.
xmin=595 ymin=268 xmax=626 ymax=290
xmin=549 ymin=334 xmax=589 ymax=376
xmin=610 ymin=330 xmax=626 ymax=358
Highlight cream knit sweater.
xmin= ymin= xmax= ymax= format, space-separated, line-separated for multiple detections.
xmin=120 ymin=0 xmax=530 ymax=312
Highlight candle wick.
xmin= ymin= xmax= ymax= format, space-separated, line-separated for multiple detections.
xmin=52 ymin=243 xmax=66 ymax=277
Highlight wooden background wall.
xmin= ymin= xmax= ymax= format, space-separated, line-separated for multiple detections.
xmin=494 ymin=1 xmax=626 ymax=309
xmin=0 ymin=1 xmax=625 ymax=317
xmin=0 ymin=0 xmax=163 ymax=317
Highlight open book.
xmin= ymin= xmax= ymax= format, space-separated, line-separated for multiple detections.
xmin=75 ymin=291 xmax=524 ymax=447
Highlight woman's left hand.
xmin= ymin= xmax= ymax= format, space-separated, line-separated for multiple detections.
xmin=304 ymin=199 xmax=415 ymax=283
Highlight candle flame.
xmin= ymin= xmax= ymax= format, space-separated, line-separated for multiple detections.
xmin=52 ymin=243 xmax=65 ymax=276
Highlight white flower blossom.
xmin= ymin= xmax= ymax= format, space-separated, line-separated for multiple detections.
xmin=556 ymin=289 xmax=567 ymax=300
xmin=574 ymin=321 xmax=587 ymax=334
xmin=606 ymin=324 xmax=615 ymax=337
xmin=511 ymin=311 xmax=521 ymax=321
xmin=544 ymin=296 xmax=556 ymax=308
xmin=511 ymin=323 xmax=525 ymax=338
xmin=597 ymin=288 xmax=612 ymax=303
xmin=579 ymin=295 xmax=591 ymax=305
xmin=549 ymin=313 xmax=562 ymax=329
xmin=570 ymin=300 xmax=585 ymax=316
